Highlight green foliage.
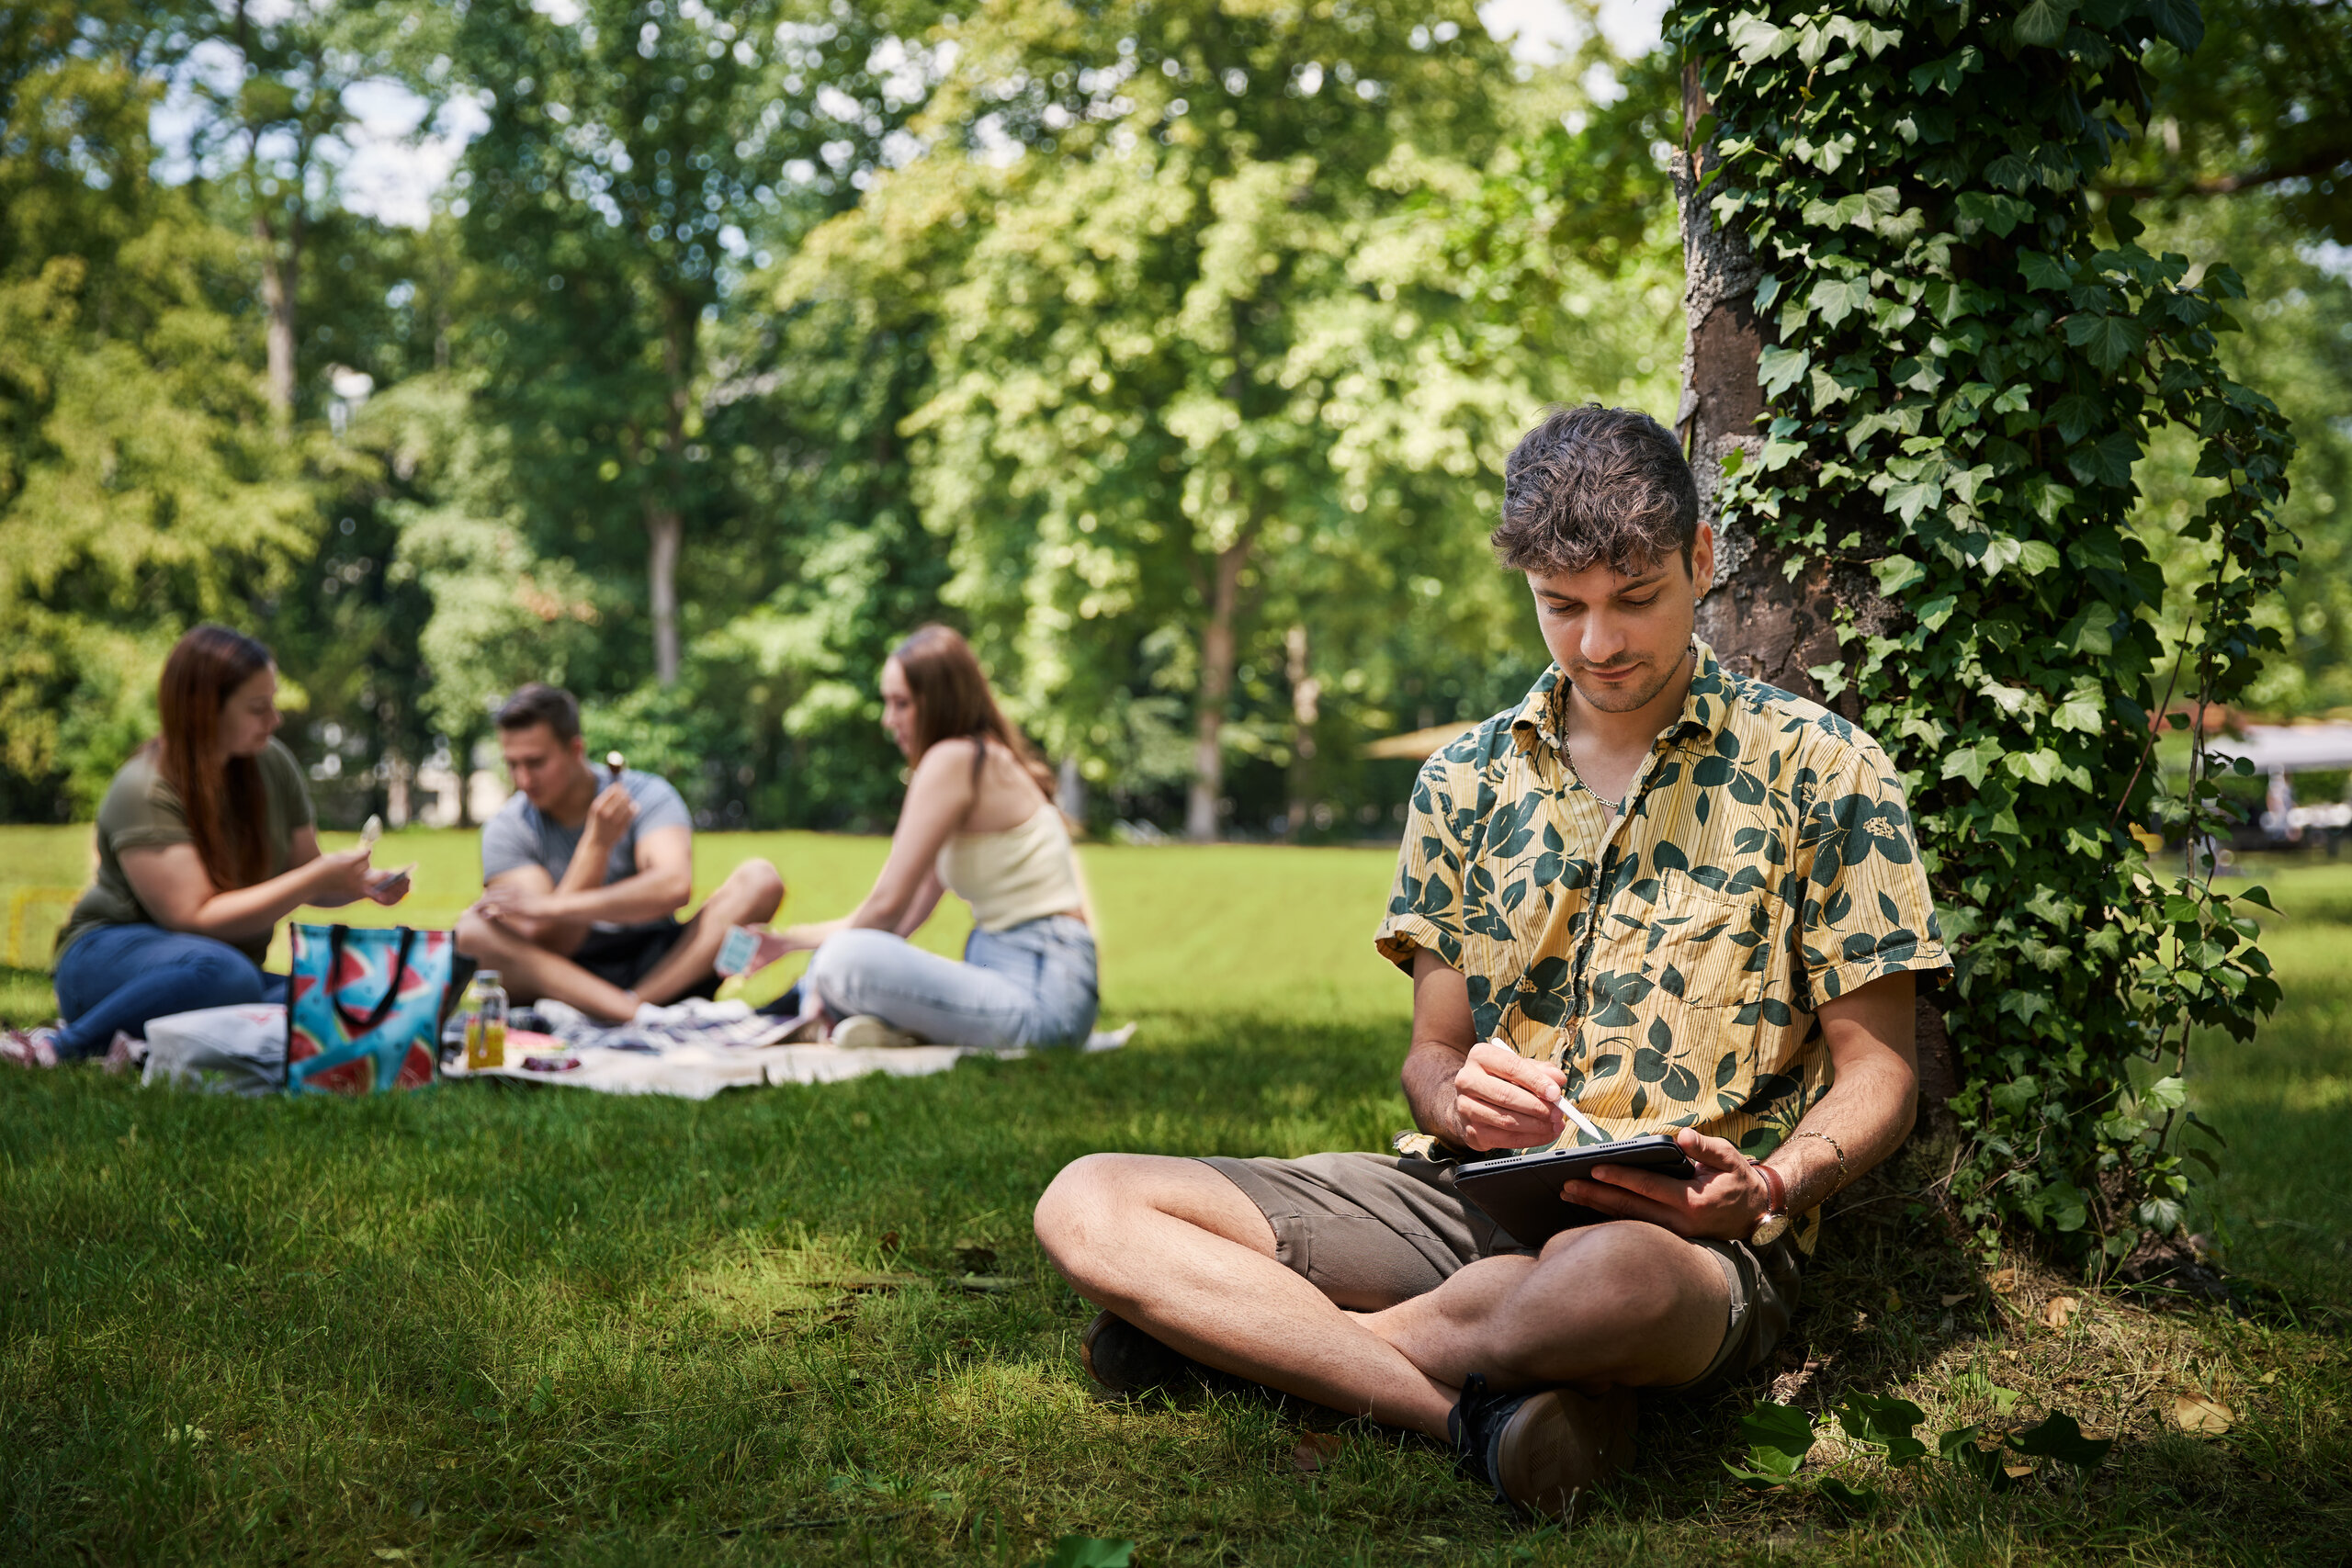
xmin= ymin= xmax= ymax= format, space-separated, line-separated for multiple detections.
xmin=1732 ymin=1386 xmax=2110 ymax=1506
xmin=1673 ymin=0 xmax=2297 ymax=1258
xmin=0 ymin=0 xmax=314 ymax=818
xmin=787 ymin=0 xmax=1680 ymax=830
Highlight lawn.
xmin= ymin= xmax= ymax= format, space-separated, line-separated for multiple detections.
xmin=1 ymin=829 xmax=2346 ymax=1565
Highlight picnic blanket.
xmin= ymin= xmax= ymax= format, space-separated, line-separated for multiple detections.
xmin=447 ymin=998 xmax=1136 ymax=1100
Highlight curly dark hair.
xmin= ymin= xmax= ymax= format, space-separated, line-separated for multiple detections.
xmin=1491 ymin=404 xmax=1701 ymax=577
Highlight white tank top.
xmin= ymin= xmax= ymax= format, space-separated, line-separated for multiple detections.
xmin=936 ymin=801 xmax=1087 ymax=932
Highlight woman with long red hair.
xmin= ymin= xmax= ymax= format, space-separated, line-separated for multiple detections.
xmin=757 ymin=624 xmax=1099 ymax=1050
xmin=3 ymin=626 xmax=408 ymax=1066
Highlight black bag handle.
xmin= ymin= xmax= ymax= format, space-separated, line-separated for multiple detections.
xmin=327 ymin=924 xmax=418 ymax=1036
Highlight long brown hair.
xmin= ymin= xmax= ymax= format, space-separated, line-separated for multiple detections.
xmin=149 ymin=626 xmax=275 ymax=890
xmin=890 ymin=625 xmax=1057 ymax=800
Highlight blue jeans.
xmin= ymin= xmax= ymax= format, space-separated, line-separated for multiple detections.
xmin=804 ymin=915 xmax=1099 ymax=1049
xmin=52 ymin=924 xmax=288 ymax=1060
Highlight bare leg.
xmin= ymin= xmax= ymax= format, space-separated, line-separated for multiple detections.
xmin=1036 ymin=1156 xmax=1736 ymax=1436
xmin=1035 ymin=1154 xmax=1460 ymax=1436
xmin=455 ymin=910 xmax=639 ymax=1022
xmin=629 ymin=859 xmax=785 ymax=1006
xmin=1360 ymin=1222 xmax=1730 ymax=1397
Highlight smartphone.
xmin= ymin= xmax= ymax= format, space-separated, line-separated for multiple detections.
xmin=715 ymin=924 xmax=761 ymax=976
xmin=1452 ymin=1135 xmax=1697 ymax=1246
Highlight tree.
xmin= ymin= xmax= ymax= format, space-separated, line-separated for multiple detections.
xmin=445 ymin=0 xmax=925 ymax=685
xmin=0 ymin=0 xmax=311 ymax=818
xmin=802 ymin=0 xmax=1555 ymax=840
xmin=1669 ymin=0 xmax=2293 ymax=1260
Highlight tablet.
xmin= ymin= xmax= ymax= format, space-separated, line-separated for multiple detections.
xmin=1452 ymin=1135 xmax=1697 ymax=1246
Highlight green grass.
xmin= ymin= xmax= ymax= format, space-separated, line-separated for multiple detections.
xmin=2 ymin=830 xmax=2347 ymax=1565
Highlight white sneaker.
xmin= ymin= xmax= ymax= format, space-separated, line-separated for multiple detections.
xmin=831 ymin=1015 xmax=922 ymax=1050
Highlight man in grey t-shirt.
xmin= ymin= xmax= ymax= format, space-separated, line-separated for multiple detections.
xmin=455 ymin=684 xmax=783 ymax=1021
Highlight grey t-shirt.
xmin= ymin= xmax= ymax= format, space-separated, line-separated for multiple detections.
xmin=480 ymin=769 xmax=691 ymax=931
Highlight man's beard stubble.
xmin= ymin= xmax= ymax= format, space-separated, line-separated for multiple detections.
xmin=1566 ymin=644 xmax=1692 ymax=716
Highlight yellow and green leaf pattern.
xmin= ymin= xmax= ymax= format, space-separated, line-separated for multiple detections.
xmin=1376 ymin=643 xmax=1950 ymax=1247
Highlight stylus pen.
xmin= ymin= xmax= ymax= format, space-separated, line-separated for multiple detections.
xmin=1561 ymin=1099 xmax=1607 ymax=1143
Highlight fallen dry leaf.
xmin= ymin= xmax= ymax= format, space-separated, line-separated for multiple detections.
xmin=1989 ymin=1267 xmax=2018 ymax=1294
xmin=2042 ymin=1295 xmax=2080 ymax=1330
xmin=2258 ymin=1371 xmax=2278 ymax=1386
xmin=1292 ymin=1433 xmax=1346 ymax=1473
xmin=1940 ymin=1292 xmax=1971 ymax=1307
xmin=2173 ymin=1391 xmax=2235 ymax=1434
xmin=2002 ymin=1462 xmax=2034 ymax=1480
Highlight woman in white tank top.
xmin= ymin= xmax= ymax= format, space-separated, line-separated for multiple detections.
xmin=761 ymin=625 xmax=1098 ymax=1050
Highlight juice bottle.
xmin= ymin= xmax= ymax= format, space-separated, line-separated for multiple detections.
xmin=465 ymin=971 xmax=508 ymax=1070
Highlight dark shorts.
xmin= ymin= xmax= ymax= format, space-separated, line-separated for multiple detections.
xmin=571 ymin=919 xmax=718 ymax=999
xmin=1200 ymin=1150 xmax=1800 ymax=1393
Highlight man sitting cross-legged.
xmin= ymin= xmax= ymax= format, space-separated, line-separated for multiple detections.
xmin=1034 ymin=404 xmax=1951 ymax=1516
xmin=455 ymin=683 xmax=783 ymax=1021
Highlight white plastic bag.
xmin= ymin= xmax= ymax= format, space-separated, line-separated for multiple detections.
xmin=142 ymin=1003 xmax=286 ymax=1097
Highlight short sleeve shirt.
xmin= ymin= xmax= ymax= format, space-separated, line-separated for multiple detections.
xmin=1376 ymin=643 xmax=1949 ymax=1247
xmin=479 ymin=769 xmax=692 ymax=931
xmin=55 ymin=738 xmax=317 ymax=967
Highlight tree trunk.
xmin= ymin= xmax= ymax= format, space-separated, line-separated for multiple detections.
xmin=1675 ymin=63 xmax=1951 ymax=1122
xmin=647 ymin=500 xmax=684 ymax=685
xmin=1283 ymin=622 xmax=1318 ymax=841
xmin=1676 ymin=64 xmax=1893 ymax=707
xmin=255 ymin=209 xmax=298 ymax=421
xmin=650 ymin=295 xmax=695 ymax=684
xmin=1185 ymin=540 xmax=1250 ymax=842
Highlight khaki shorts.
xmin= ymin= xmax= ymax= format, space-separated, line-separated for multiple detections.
xmin=1201 ymin=1150 xmax=1799 ymax=1392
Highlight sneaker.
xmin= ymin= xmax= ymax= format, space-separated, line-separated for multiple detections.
xmin=2 ymin=1025 xmax=62 ymax=1068
xmin=102 ymin=1032 xmax=148 ymax=1076
xmin=1077 ymin=1309 xmax=1242 ymax=1398
xmin=831 ymin=1014 xmax=922 ymax=1050
xmin=1450 ymin=1374 xmax=1637 ymax=1519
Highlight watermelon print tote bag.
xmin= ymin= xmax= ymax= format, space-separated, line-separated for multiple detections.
xmin=284 ymin=923 xmax=456 ymax=1095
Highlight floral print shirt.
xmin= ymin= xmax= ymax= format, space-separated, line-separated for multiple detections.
xmin=1377 ymin=643 xmax=1950 ymax=1247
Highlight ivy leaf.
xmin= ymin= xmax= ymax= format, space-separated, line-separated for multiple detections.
xmin=2143 ymin=0 xmax=2205 ymax=51
xmin=2006 ymin=749 xmax=2065 ymax=785
xmin=1809 ymin=275 xmax=1874 ymax=329
xmin=2064 ymin=312 xmax=2148 ymax=373
xmin=2017 ymin=540 xmax=2062 ymax=575
xmin=1942 ymin=741 xmax=1996 ymax=786
xmin=1955 ymin=191 xmax=2032 ymax=238
xmin=2052 ymin=681 xmax=2105 ymax=733
xmin=2018 ymin=249 xmax=2075 ymax=291
xmin=2014 ymin=0 xmax=2077 ymax=46
xmin=1727 ymin=13 xmax=1796 ymax=62
xmin=1872 ymin=555 xmax=1928 ymax=595
xmin=1883 ymin=476 xmax=1943 ymax=525
xmin=2007 ymin=1412 xmax=2113 ymax=1474
xmin=1758 ymin=344 xmax=1812 ymax=399
xmin=2066 ymin=430 xmax=2140 ymax=488
xmin=2049 ymin=392 xmax=2103 ymax=445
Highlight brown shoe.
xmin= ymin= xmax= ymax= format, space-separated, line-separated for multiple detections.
xmin=1451 ymin=1374 xmax=1637 ymax=1518
xmin=1077 ymin=1309 xmax=1247 ymax=1398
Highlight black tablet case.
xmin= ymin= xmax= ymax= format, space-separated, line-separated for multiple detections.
xmin=1452 ymin=1136 xmax=1696 ymax=1246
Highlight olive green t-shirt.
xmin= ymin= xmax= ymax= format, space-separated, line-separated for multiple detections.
xmin=54 ymin=739 xmax=316 ymax=968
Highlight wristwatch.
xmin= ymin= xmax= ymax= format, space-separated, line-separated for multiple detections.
xmin=1747 ymin=1158 xmax=1791 ymax=1246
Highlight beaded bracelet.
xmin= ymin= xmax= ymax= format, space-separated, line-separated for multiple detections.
xmin=1795 ymin=1129 xmax=1849 ymax=1181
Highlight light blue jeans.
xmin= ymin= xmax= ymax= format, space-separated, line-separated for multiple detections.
xmin=804 ymin=915 xmax=1098 ymax=1049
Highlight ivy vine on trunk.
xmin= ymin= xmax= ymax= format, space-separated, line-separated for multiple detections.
xmin=1668 ymin=0 xmax=2296 ymax=1264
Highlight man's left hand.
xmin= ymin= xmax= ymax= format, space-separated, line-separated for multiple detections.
xmin=1558 ymin=1126 xmax=1772 ymax=1242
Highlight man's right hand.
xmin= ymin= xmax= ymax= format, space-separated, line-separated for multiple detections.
xmin=583 ymin=782 xmax=639 ymax=844
xmin=1451 ymin=1039 xmax=1568 ymax=1151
